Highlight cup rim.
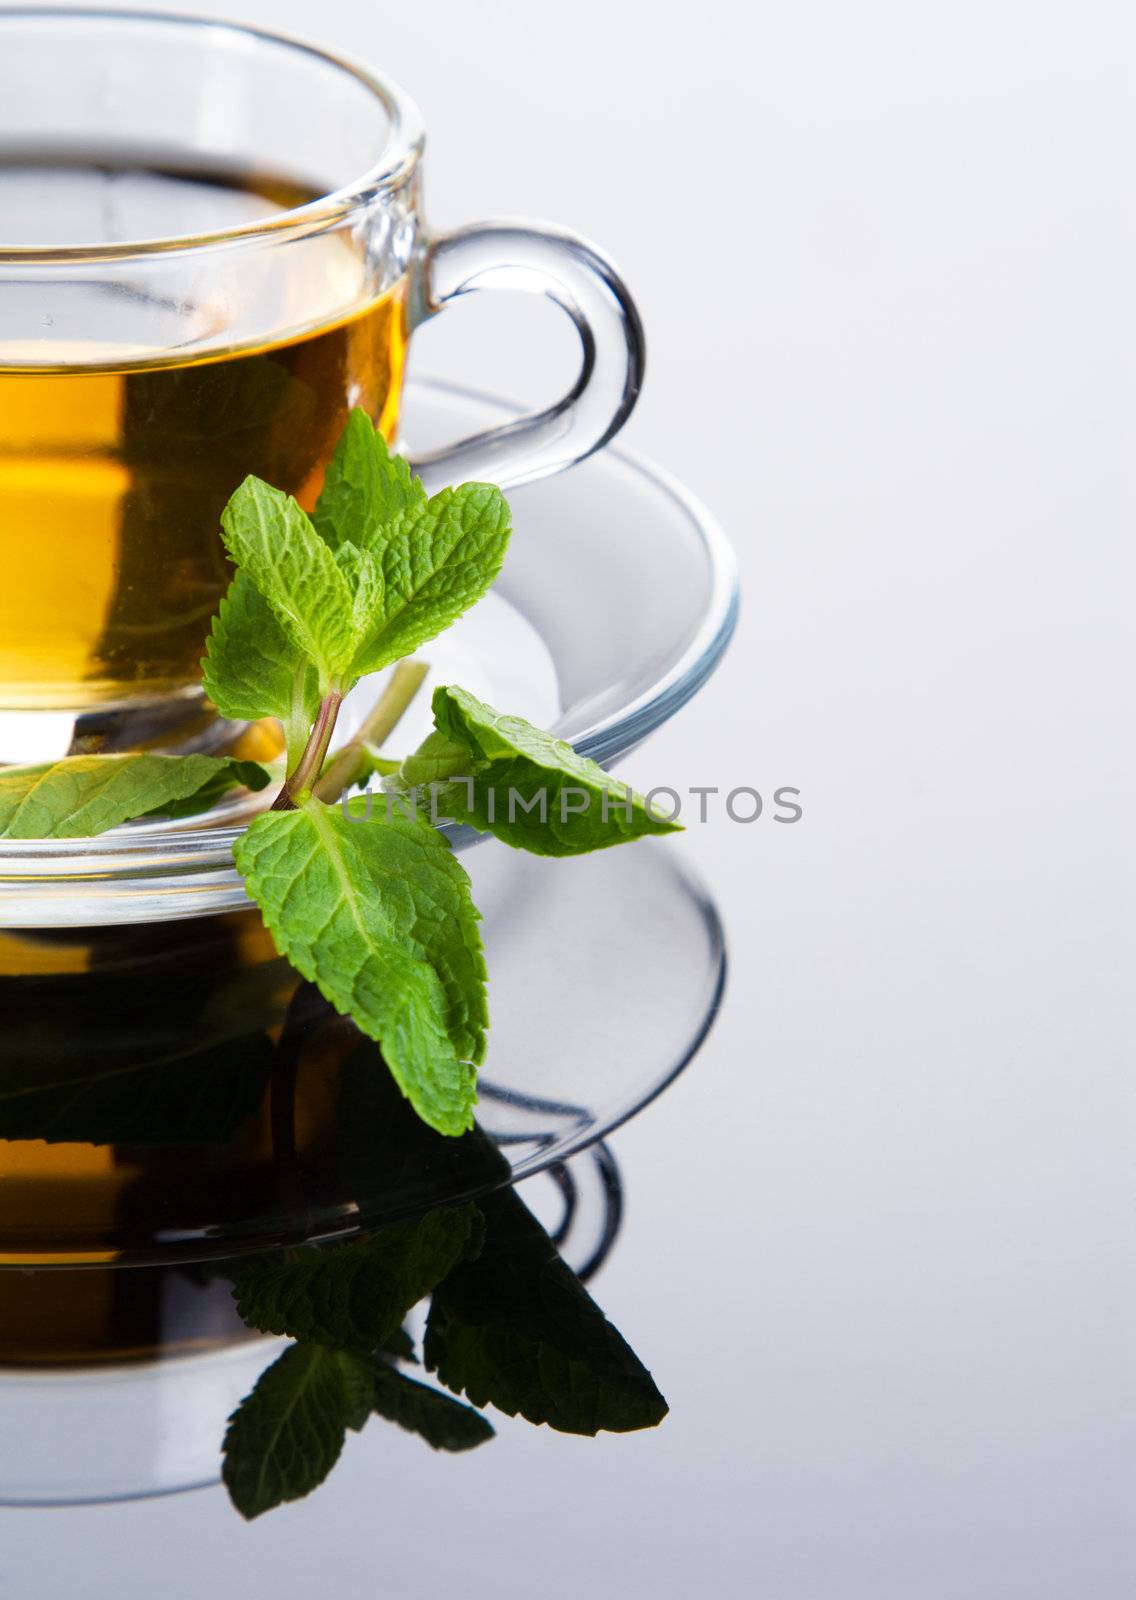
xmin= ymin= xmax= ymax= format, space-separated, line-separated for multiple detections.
xmin=0 ymin=6 xmax=426 ymax=265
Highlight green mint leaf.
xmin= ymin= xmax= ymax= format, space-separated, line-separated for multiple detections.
xmin=219 ymin=478 xmax=359 ymax=685
xmin=348 ymin=485 xmax=512 ymax=677
xmin=402 ymin=685 xmax=681 ymax=856
xmin=334 ymin=540 xmax=385 ymax=645
xmin=312 ymin=408 xmax=426 ymax=551
xmin=425 ymin=1188 xmax=669 ymax=1435
xmin=141 ymin=760 xmax=274 ymax=823
xmin=0 ymin=754 xmax=271 ymax=839
xmin=230 ymin=1204 xmax=481 ymax=1350
xmin=399 ymin=728 xmax=474 ymax=788
xmin=233 ymin=802 xmax=487 ymax=1135
xmin=368 ymin=1361 xmax=495 ymax=1451
xmin=202 ymin=571 xmax=319 ymax=761
xmin=222 ymin=1342 xmax=370 ymax=1519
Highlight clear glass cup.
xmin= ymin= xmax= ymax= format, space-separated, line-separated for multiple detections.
xmin=0 ymin=8 xmax=645 ymax=759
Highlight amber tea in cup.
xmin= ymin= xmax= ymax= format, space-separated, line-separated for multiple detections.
xmin=0 ymin=156 xmax=408 ymax=716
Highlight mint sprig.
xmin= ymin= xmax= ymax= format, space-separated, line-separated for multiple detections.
xmin=219 ymin=1174 xmax=666 ymax=1518
xmin=3 ymin=409 xmax=681 ymax=1136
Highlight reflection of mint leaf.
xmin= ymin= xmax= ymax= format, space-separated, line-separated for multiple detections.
xmin=0 ymin=753 xmax=270 ymax=839
xmin=312 ymin=408 xmax=426 ymax=550
xmin=402 ymin=685 xmax=680 ymax=856
xmin=0 ymin=954 xmax=290 ymax=1146
xmin=202 ymin=571 xmax=319 ymax=763
xmin=334 ymin=1038 xmax=509 ymax=1209
xmin=219 ymin=478 xmax=358 ymax=685
xmin=233 ymin=802 xmax=487 ymax=1135
xmin=222 ymin=1342 xmax=373 ymax=1520
xmin=425 ymin=1189 xmax=669 ymax=1435
xmin=348 ymin=486 xmax=511 ymax=676
xmin=222 ymin=1337 xmax=492 ymax=1517
xmin=0 ymin=1028 xmax=274 ymax=1146
xmin=230 ymin=1204 xmax=481 ymax=1349
xmin=369 ymin=1362 xmax=494 ymax=1451
xmin=384 ymin=1326 xmax=417 ymax=1363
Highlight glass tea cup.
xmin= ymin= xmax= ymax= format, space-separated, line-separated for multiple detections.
xmin=0 ymin=8 xmax=644 ymax=761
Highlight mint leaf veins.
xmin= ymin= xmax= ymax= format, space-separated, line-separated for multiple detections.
xmin=311 ymin=406 xmax=426 ymax=548
xmin=202 ymin=571 xmax=320 ymax=772
xmin=219 ymin=478 xmax=361 ymax=688
xmin=0 ymin=753 xmax=270 ymax=839
xmin=221 ymin=1341 xmax=374 ymax=1519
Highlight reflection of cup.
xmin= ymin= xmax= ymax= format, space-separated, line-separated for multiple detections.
xmin=0 ymin=910 xmax=501 ymax=1270
xmin=0 ymin=911 xmax=313 ymax=1277
xmin=0 ymin=10 xmax=645 ymax=760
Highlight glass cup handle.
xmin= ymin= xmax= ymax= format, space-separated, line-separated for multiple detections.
xmin=407 ymin=220 xmax=646 ymax=492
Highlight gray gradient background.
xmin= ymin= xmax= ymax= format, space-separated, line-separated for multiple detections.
xmin=5 ymin=1 xmax=1132 ymax=1595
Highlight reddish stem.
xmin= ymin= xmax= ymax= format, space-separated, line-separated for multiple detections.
xmin=271 ymin=690 xmax=343 ymax=810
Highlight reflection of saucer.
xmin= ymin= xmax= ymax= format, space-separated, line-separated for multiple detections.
xmin=0 ymin=1337 xmax=282 ymax=1507
xmin=0 ymin=838 xmax=724 ymax=1265
xmin=0 ymin=1141 xmax=627 ymax=1507
xmin=0 ymin=377 xmax=737 ymax=924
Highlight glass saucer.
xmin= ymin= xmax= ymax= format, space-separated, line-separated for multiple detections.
xmin=0 ymin=376 xmax=738 ymax=926
xmin=0 ymin=838 xmax=725 ymax=1266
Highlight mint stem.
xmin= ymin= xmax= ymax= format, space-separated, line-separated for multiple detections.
xmin=312 ymin=660 xmax=428 ymax=804
xmin=272 ymin=690 xmax=343 ymax=810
